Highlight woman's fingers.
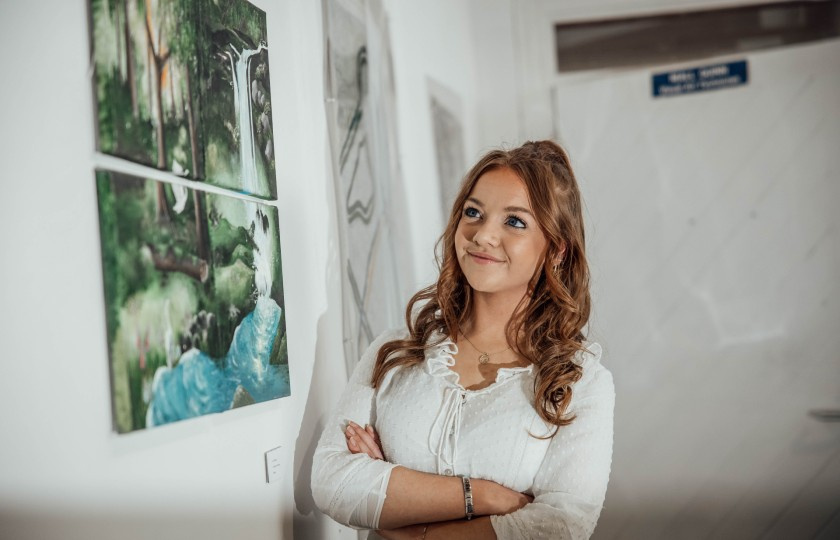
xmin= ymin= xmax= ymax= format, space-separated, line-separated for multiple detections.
xmin=353 ymin=427 xmax=384 ymax=460
xmin=353 ymin=435 xmax=377 ymax=458
xmin=366 ymin=424 xmax=381 ymax=445
xmin=345 ymin=425 xmax=363 ymax=454
xmin=355 ymin=423 xmax=385 ymax=460
xmin=344 ymin=426 xmax=366 ymax=455
xmin=348 ymin=421 xmax=385 ymax=460
xmin=345 ymin=423 xmax=381 ymax=459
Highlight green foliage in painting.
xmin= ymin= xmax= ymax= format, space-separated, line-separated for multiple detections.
xmin=95 ymin=170 xmax=288 ymax=433
xmin=90 ymin=0 xmax=275 ymax=198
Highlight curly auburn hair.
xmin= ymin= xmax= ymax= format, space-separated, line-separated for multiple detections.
xmin=371 ymin=140 xmax=591 ymax=436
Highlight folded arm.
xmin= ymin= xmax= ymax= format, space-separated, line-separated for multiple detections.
xmin=312 ymin=330 xmax=530 ymax=531
xmin=311 ymin=330 xmax=403 ymax=528
xmin=489 ymin=365 xmax=615 ymax=539
xmin=347 ymin=422 xmax=531 ymax=537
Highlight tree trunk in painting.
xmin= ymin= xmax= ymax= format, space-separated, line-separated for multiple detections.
xmin=183 ymin=68 xmax=211 ymax=264
xmin=169 ymin=63 xmax=176 ymax=115
xmin=148 ymin=245 xmax=208 ymax=282
xmin=184 ymin=68 xmax=200 ymax=177
xmin=144 ymin=7 xmax=171 ymax=222
xmin=194 ymin=193 xmax=211 ymax=265
xmin=114 ymin=1 xmax=122 ymax=75
xmin=123 ymin=0 xmax=138 ymax=118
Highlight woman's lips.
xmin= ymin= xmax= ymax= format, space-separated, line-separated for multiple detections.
xmin=467 ymin=251 xmax=502 ymax=264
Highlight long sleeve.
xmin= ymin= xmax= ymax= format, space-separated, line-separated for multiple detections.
xmin=490 ymin=362 xmax=616 ymax=539
xmin=311 ymin=328 xmax=404 ymax=529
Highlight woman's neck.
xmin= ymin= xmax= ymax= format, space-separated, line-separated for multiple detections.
xmin=464 ymin=288 xmax=527 ymax=348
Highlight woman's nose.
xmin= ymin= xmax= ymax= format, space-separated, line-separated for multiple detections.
xmin=472 ymin=221 xmax=500 ymax=247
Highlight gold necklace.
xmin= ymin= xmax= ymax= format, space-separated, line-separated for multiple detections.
xmin=459 ymin=331 xmax=511 ymax=364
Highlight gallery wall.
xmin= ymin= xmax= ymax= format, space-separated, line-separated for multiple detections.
xmin=0 ymin=0 xmax=478 ymax=539
xmin=384 ymin=0 xmax=479 ymax=286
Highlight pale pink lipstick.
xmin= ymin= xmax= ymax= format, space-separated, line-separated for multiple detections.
xmin=467 ymin=250 xmax=503 ymax=264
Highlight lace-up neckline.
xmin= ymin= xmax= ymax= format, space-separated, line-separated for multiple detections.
xmin=422 ymin=332 xmax=534 ymax=395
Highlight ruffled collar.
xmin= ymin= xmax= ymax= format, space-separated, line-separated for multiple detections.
xmin=423 ymin=331 xmax=534 ymax=394
xmin=423 ymin=332 xmax=603 ymax=388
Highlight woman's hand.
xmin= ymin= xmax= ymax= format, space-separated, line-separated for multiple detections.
xmin=473 ymin=479 xmax=533 ymax=515
xmin=345 ymin=420 xmax=385 ymax=460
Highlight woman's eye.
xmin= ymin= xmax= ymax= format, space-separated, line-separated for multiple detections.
xmin=505 ymin=215 xmax=526 ymax=229
xmin=464 ymin=207 xmax=481 ymax=218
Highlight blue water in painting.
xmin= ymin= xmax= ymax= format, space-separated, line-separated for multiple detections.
xmin=146 ymin=296 xmax=289 ymax=427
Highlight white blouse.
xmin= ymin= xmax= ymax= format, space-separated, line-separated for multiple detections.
xmin=311 ymin=327 xmax=615 ymax=539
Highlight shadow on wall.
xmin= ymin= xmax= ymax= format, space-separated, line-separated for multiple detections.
xmin=293 ymin=311 xmax=339 ymax=538
xmin=293 ymin=139 xmax=350 ymax=537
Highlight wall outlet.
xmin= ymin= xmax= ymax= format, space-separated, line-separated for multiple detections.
xmin=264 ymin=445 xmax=284 ymax=484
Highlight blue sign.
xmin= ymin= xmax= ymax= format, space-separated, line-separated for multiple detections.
xmin=653 ymin=60 xmax=748 ymax=97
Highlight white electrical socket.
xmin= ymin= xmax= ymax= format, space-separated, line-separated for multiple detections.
xmin=264 ymin=445 xmax=284 ymax=484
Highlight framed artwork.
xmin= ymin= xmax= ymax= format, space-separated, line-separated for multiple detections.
xmin=95 ymin=170 xmax=289 ymax=433
xmin=323 ymin=0 xmax=411 ymax=372
xmin=90 ymin=0 xmax=276 ymax=199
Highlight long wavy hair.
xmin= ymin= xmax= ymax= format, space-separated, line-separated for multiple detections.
xmin=371 ymin=140 xmax=591 ymax=435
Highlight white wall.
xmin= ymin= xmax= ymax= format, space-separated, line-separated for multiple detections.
xmin=0 ymin=1 xmax=479 ymax=539
xmin=383 ymin=0 xmax=480 ymax=287
xmin=553 ymin=40 xmax=840 ymax=539
xmin=0 ymin=0 xmax=334 ymax=538
xmin=473 ymin=0 xmax=793 ymax=146
xmin=470 ymin=0 xmax=521 ymax=151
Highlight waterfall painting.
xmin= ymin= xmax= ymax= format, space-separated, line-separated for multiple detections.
xmin=95 ymin=170 xmax=289 ymax=433
xmin=90 ymin=0 xmax=276 ymax=199
xmin=323 ymin=0 xmax=410 ymax=373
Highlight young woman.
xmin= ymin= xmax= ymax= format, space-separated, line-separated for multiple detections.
xmin=312 ymin=140 xmax=615 ymax=539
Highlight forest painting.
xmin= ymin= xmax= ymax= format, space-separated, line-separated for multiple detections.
xmin=90 ymin=0 xmax=277 ymax=199
xmin=96 ymin=170 xmax=289 ymax=433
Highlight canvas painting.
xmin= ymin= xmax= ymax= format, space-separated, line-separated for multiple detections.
xmin=90 ymin=0 xmax=276 ymax=199
xmin=95 ymin=169 xmax=289 ymax=433
xmin=428 ymin=79 xmax=467 ymax=219
xmin=324 ymin=0 xmax=408 ymax=371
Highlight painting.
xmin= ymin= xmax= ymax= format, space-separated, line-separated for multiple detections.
xmin=90 ymin=0 xmax=276 ymax=199
xmin=323 ymin=0 xmax=411 ymax=372
xmin=428 ymin=78 xmax=466 ymax=219
xmin=95 ymin=169 xmax=289 ymax=433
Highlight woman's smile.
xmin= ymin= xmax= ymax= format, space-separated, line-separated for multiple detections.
xmin=466 ymin=250 xmax=504 ymax=264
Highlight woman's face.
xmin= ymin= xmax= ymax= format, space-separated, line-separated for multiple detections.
xmin=455 ymin=167 xmax=548 ymax=299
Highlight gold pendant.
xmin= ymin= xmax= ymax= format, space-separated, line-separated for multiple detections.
xmin=478 ymin=353 xmax=490 ymax=364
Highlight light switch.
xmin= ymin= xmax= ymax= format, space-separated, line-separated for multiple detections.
xmin=264 ymin=445 xmax=284 ymax=484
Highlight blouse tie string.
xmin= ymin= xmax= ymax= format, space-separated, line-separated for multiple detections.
xmin=428 ymin=386 xmax=464 ymax=474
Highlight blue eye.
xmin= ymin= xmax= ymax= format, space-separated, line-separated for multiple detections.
xmin=464 ymin=207 xmax=481 ymax=218
xmin=505 ymin=215 xmax=526 ymax=229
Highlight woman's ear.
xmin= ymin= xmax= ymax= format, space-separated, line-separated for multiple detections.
xmin=553 ymin=243 xmax=567 ymax=267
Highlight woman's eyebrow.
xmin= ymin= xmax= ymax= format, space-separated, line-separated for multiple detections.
xmin=466 ymin=198 xmax=534 ymax=217
xmin=505 ymin=205 xmax=534 ymax=217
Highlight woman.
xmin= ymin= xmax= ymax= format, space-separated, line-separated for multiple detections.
xmin=312 ymin=140 xmax=615 ymax=539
